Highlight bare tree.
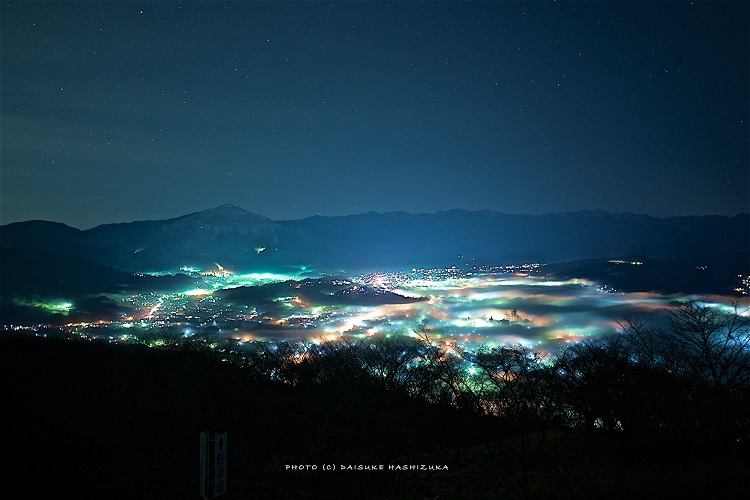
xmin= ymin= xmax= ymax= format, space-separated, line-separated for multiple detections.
xmin=664 ymin=300 xmax=750 ymax=391
xmin=616 ymin=301 xmax=750 ymax=456
xmin=454 ymin=343 xmax=560 ymax=499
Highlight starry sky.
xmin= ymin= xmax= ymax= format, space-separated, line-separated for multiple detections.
xmin=1 ymin=1 xmax=748 ymax=228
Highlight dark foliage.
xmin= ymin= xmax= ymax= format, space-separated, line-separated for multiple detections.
xmin=2 ymin=301 xmax=749 ymax=498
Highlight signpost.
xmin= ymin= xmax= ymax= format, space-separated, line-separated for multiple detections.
xmin=214 ymin=432 xmax=227 ymax=497
xmin=200 ymin=431 xmax=227 ymax=499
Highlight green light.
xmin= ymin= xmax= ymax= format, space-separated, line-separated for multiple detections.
xmin=227 ymin=271 xmax=297 ymax=287
xmin=13 ymin=298 xmax=74 ymax=314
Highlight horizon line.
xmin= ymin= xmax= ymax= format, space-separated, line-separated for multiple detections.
xmin=2 ymin=204 xmax=748 ymax=231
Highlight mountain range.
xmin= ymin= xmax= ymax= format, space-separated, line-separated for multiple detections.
xmin=1 ymin=204 xmax=747 ymax=273
xmin=1 ymin=205 xmax=748 ymax=324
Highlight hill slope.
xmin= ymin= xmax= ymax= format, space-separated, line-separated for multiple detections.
xmin=2 ymin=206 xmax=747 ymax=273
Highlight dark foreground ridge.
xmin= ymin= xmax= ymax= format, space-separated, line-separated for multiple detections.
xmin=3 ymin=300 xmax=749 ymax=499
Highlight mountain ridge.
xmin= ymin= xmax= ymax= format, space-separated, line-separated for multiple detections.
xmin=1 ymin=205 xmax=748 ymax=274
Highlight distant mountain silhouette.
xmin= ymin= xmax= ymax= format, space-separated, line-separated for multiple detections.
xmin=81 ymin=204 xmax=289 ymax=270
xmin=278 ymin=209 xmax=749 ymax=272
xmin=1 ymin=205 xmax=747 ymax=275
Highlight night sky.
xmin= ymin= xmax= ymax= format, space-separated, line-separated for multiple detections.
xmin=1 ymin=1 xmax=748 ymax=229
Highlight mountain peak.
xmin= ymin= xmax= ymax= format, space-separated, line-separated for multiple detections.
xmin=192 ymin=204 xmax=268 ymax=219
xmin=176 ymin=204 xmax=276 ymax=227
xmin=209 ymin=203 xmax=248 ymax=213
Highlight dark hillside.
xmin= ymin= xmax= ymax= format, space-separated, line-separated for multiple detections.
xmin=0 ymin=335 xmax=490 ymax=498
xmin=2 ymin=333 xmax=748 ymax=498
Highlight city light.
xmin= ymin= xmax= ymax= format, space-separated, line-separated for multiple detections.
xmin=21 ymin=264 xmax=746 ymax=350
